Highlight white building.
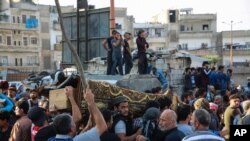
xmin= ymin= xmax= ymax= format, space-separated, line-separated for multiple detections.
xmin=222 ymin=30 xmax=250 ymax=66
xmin=133 ymin=23 xmax=168 ymax=50
xmin=178 ymin=8 xmax=217 ymax=50
xmin=115 ymin=7 xmax=134 ymax=35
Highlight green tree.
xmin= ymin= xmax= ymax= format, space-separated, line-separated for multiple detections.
xmin=203 ymin=55 xmax=221 ymax=66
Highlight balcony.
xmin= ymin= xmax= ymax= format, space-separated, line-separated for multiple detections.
xmin=1 ymin=63 xmax=39 ymax=66
xmin=0 ymin=22 xmax=38 ymax=30
xmin=0 ymin=14 xmax=10 ymax=23
xmin=0 ymin=45 xmax=39 ymax=53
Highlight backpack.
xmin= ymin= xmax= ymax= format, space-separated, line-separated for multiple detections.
xmin=142 ymin=119 xmax=158 ymax=141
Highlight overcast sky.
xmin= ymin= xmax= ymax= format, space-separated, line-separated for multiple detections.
xmin=37 ymin=0 xmax=250 ymax=32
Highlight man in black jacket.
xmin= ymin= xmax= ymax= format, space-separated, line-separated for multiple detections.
xmin=136 ymin=29 xmax=149 ymax=74
xmin=111 ymin=96 xmax=141 ymax=141
xmin=102 ymin=30 xmax=117 ymax=75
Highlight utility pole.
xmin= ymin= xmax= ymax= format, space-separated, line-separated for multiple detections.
xmin=222 ymin=20 xmax=242 ymax=68
xmin=110 ymin=0 xmax=115 ymax=35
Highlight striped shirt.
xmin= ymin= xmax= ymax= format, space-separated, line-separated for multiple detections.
xmin=182 ymin=131 xmax=225 ymax=141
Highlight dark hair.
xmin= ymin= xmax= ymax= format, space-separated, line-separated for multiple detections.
xmin=152 ymin=87 xmax=161 ymax=94
xmin=211 ymin=67 xmax=216 ymax=71
xmin=195 ymin=88 xmax=206 ymax=98
xmin=101 ymin=109 xmax=112 ymax=123
xmin=53 ymin=114 xmax=72 ymax=134
xmin=193 ymin=109 xmax=211 ymax=127
xmin=185 ymin=67 xmax=191 ymax=73
xmin=218 ymin=65 xmax=224 ymax=70
xmin=0 ymin=111 xmax=10 ymax=121
xmin=144 ymin=90 xmax=152 ymax=93
xmin=227 ymin=69 xmax=232 ymax=74
xmin=124 ymin=32 xmax=131 ymax=36
xmin=181 ymin=91 xmax=192 ymax=102
xmin=191 ymin=67 xmax=196 ymax=71
xmin=112 ymin=30 xmax=117 ymax=35
xmin=137 ymin=29 xmax=145 ymax=37
xmin=145 ymin=100 xmax=160 ymax=110
xmin=157 ymin=96 xmax=172 ymax=111
xmin=202 ymin=61 xmax=209 ymax=67
xmin=16 ymin=99 xmax=29 ymax=114
xmin=176 ymin=104 xmax=191 ymax=122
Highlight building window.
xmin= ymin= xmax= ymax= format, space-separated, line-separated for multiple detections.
xmin=15 ymin=58 xmax=22 ymax=66
xmin=182 ymin=43 xmax=188 ymax=50
xmin=31 ymin=37 xmax=38 ymax=45
xmin=7 ymin=36 xmax=11 ymax=45
xmin=180 ymin=25 xmax=185 ymax=31
xmin=22 ymin=15 xmax=26 ymax=24
xmin=191 ymin=26 xmax=193 ymax=31
xmin=18 ymin=41 xmax=21 ymax=46
xmin=0 ymin=36 xmax=2 ymax=44
xmin=115 ymin=23 xmax=122 ymax=29
xmin=0 ymin=56 xmax=8 ymax=66
xmin=27 ymin=56 xmax=38 ymax=66
xmin=12 ymin=16 xmax=15 ymax=23
xmin=202 ymin=24 xmax=209 ymax=31
xmin=17 ymin=17 xmax=20 ymax=23
xmin=201 ymin=43 xmax=208 ymax=48
xmin=155 ymin=28 xmax=162 ymax=37
xmin=14 ymin=41 xmax=17 ymax=46
xmin=30 ymin=15 xmax=36 ymax=19
xmin=23 ymin=37 xmax=28 ymax=46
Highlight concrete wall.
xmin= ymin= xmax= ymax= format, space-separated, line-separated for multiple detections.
xmin=231 ymin=67 xmax=250 ymax=86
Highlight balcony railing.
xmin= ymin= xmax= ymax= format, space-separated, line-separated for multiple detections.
xmin=0 ymin=63 xmax=39 ymax=67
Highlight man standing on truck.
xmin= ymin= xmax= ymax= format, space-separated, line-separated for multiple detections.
xmin=102 ymin=30 xmax=117 ymax=75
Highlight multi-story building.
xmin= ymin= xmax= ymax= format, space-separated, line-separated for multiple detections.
xmin=0 ymin=1 xmax=40 ymax=75
xmin=222 ymin=30 xmax=250 ymax=67
xmin=133 ymin=23 xmax=168 ymax=50
xmin=178 ymin=8 xmax=217 ymax=50
xmin=37 ymin=5 xmax=74 ymax=70
xmin=115 ymin=7 xmax=134 ymax=35
xmin=0 ymin=0 xmax=74 ymax=79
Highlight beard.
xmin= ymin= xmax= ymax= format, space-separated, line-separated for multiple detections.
xmin=158 ymin=124 xmax=170 ymax=132
xmin=30 ymin=95 xmax=37 ymax=100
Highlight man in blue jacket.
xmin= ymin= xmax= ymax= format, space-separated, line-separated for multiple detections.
xmin=152 ymin=67 xmax=168 ymax=92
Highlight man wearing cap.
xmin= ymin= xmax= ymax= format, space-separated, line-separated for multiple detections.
xmin=111 ymin=95 xmax=141 ymax=141
xmin=223 ymin=94 xmax=242 ymax=139
xmin=123 ymin=32 xmax=133 ymax=75
xmin=28 ymin=106 xmax=48 ymax=141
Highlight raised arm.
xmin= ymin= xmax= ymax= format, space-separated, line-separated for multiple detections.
xmin=65 ymin=86 xmax=82 ymax=124
xmin=83 ymin=88 xmax=107 ymax=135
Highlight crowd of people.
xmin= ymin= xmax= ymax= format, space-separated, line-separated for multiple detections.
xmin=1 ymin=61 xmax=250 ymax=141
